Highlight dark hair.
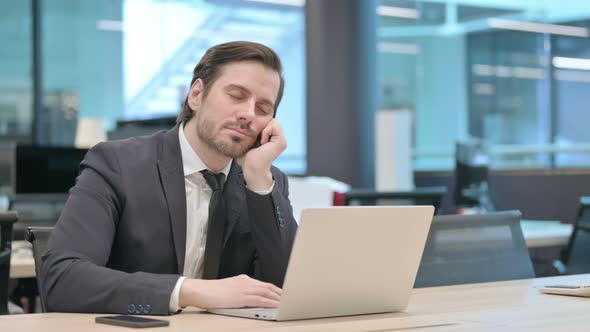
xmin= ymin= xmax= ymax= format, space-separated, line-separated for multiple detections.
xmin=177 ymin=41 xmax=284 ymax=123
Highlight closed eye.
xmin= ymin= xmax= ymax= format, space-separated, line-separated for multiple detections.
xmin=228 ymin=92 xmax=245 ymax=100
xmin=257 ymin=105 xmax=271 ymax=115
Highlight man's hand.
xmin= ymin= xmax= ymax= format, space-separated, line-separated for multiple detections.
xmin=178 ymin=274 xmax=282 ymax=309
xmin=239 ymin=119 xmax=287 ymax=191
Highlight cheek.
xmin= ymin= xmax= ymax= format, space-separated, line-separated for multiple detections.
xmin=203 ymin=109 xmax=224 ymax=127
xmin=254 ymin=117 xmax=273 ymax=132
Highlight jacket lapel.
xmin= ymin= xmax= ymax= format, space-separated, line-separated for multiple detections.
xmin=223 ymin=161 xmax=245 ymax=247
xmin=157 ymin=124 xmax=187 ymax=274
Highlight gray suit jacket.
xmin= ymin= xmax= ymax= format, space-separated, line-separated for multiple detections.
xmin=42 ymin=125 xmax=297 ymax=315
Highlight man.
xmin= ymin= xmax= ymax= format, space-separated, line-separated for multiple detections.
xmin=42 ymin=41 xmax=298 ymax=315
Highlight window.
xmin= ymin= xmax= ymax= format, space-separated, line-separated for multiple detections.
xmin=20 ymin=0 xmax=305 ymax=173
xmin=122 ymin=0 xmax=306 ymax=173
xmin=378 ymin=0 xmax=590 ymax=170
xmin=0 ymin=1 xmax=32 ymax=142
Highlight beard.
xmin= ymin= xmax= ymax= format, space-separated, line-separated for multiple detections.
xmin=196 ymin=113 xmax=257 ymax=159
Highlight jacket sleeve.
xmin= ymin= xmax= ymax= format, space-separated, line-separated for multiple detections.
xmin=42 ymin=142 xmax=179 ymax=315
xmin=245 ymin=167 xmax=297 ymax=287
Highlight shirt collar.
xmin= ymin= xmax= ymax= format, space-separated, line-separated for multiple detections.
xmin=178 ymin=123 xmax=232 ymax=179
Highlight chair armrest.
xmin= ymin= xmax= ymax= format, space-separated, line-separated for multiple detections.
xmin=0 ymin=249 xmax=10 ymax=266
xmin=552 ymin=259 xmax=567 ymax=275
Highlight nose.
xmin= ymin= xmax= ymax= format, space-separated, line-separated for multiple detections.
xmin=236 ymin=98 xmax=256 ymax=123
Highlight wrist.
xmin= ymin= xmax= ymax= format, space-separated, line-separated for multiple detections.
xmin=243 ymin=168 xmax=273 ymax=191
xmin=179 ymin=278 xmax=204 ymax=308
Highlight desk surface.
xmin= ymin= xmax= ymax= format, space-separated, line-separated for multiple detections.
xmin=9 ymin=255 xmax=35 ymax=279
xmin=1 ymin=274 xmax=588 ymax=331
xmin=9 ymin=241 xmax=35 ymax=279
xmin=521 ymin=220 xmax=573 ymax=248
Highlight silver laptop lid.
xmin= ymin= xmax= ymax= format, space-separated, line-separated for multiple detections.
xmin=277 ymin=206 xmax=434 ymax=320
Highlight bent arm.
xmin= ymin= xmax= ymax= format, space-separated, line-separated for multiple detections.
xmin=247 ymin=167 xmax=297 ymax=287
xmin=42 ymin=143 xmax=179 ymax=315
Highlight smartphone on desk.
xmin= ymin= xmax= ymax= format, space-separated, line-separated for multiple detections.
xmin=96 ymin=315 xmax=169 ymax=328
xmin=539 ymin=284 xmax=590 ymax=297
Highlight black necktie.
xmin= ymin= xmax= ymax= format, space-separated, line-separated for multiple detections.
xmin=201 ymin=170 xmax=226 ymax=279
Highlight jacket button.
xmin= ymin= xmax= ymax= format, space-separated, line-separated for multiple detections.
xmin=143 ymin=304 xmax=151 ymax=314
xmin=127 ymin=304 xmax=135 ymax=314
xmin=136 ymin=304 xmax=143 ymax=314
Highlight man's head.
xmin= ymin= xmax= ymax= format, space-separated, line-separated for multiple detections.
xmin=180 ymin=41 xmax=284 ymax=160
xmin=178 ymin=41 xmax=284 ymax=123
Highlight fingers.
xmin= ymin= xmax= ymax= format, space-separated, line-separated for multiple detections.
xmin=259 ymin=119 xmax=275 ymax=145
xmin=243 ymin=295 xmax=280 ymax=308
xmin=270 ymin=283 xmax=282 ymax=296
xmin=259 ymin=119 xmax=285 ymax=147
xmin=245 ymin=284 xmax=281 ymax=302
xmin=186 ymin=275 xmax=283 ymax=309
xmin=248 ymin=278 xmax=281 ymax=294
xmin=243 ymin=277 xmax=281 ymax=297
xmin=239 ymin=276 xmax=282 ymax=307
xmin=266 ymin=282 xmax=282 ymax=296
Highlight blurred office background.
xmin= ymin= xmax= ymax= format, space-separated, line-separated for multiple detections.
xmin=3 ymin=0 xmax=590 ymax=202
xmin=3 ymin=0 xmax=590 ymax=227
xmin=0 ymin=0 xmax=306 ymax=176
xmin=3 ymin=0 xmax=590 ymax=313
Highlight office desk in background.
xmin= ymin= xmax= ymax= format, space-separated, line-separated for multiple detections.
xmin=9 ymin=241 xmax=35 ymax=279
xmin=342 ymin=187 xmax=447 ymax=215
xmin=9 ymin=256 xmax=34 ymax=279
xmin=521 ymin=220 xmax=574 ymax=248
xmin=8 ymin=221 xmax=574 ymax=279
xmin=0 ymin=274 xmax=588 ymax=331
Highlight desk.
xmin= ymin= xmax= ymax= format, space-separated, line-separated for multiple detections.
xmin=0 ymin=274 xmax=588 ymax=331
xmin=8 ymin=222 xmax=573 ymax=280
xmin=342 ymin=187 xmax=447 ymax=214
xmin=521 ymin=220 xmax=573 ymax=248
xmin=9 ymin=241 xmax=35 ymax=279
xmin=9 ymin=256 xmax=35 ymax=279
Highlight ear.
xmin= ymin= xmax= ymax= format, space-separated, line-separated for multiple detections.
xmin=187 ymin=79 xmax=205 ymax=113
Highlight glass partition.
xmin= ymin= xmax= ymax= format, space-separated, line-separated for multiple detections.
xmin=12 ymin=0 xmax=306 ymax=173
xmin=0 ymin=1 xmax=33 ymax=143
xmin=378 ymin=0 xmax=590 ymax=170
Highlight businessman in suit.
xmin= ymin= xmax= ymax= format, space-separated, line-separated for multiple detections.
xmin=42 ymin=41 xmax=298 ymax=315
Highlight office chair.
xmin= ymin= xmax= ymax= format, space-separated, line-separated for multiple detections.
xmin=343 ymin=186 xmax=447 ymax=215
xmin=453 ymin=140 xmax=495 ymax=211
xmin=0 ymin=211 xmax=18 ymax=315
xmin=554 ymin=197 xmax=590 ymax=275
xmin=25 ymin=226 xmax=53 ymax=313
xmin=414 ymin=211 xmax=534 ymax=287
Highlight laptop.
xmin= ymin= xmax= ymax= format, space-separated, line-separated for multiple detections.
xmin=208 ymin=205 xmax=434 ymax=321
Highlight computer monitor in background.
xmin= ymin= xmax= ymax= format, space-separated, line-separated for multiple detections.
xmin=9 ymin=145 xmax=88 ymax=239
xmin=14 ymin=145 xmax=88 ymax=194
xmin=453 ymin=140 xmax=494 ymax=211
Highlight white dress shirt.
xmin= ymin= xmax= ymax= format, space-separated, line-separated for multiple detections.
xmin=169 ymin=125 xmax=274 ymax=312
